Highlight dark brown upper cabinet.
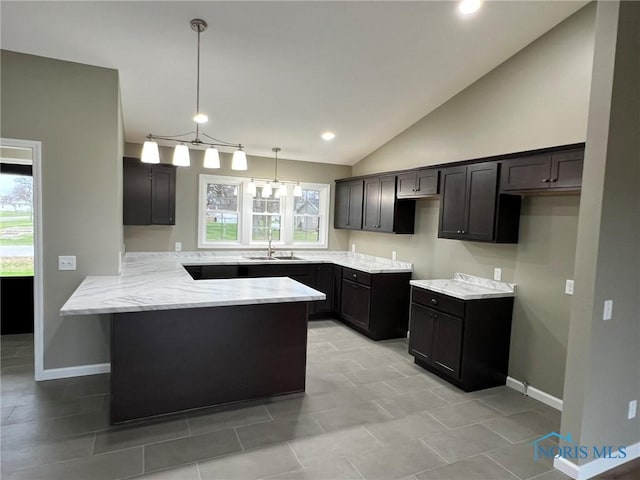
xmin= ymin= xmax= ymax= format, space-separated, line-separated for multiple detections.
xmin=500 ymin=147 xmax=584 ymax=192
xmin=334 ymin=179 xmax=364 ymax=230
xmin=397 ymin=168 xmax=439 ymax=198
xmin=123 ymin=157 xmax=176 ymax=226
xmin=438 ymin=162 xmax=520 ymax=243
xmin=363 ymin=175 xmax=415 ymax=234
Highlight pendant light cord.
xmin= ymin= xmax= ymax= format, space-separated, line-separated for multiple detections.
xmin=195 ymin=26 xmax=202 ymax=141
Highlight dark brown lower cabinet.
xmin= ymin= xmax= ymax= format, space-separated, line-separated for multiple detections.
xmin=339 ymin=268 xmax=411 ymax=340
xmin=408 ymin=286 xmax=513 ymax=391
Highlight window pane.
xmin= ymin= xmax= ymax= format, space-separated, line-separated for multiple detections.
xmin=294 ymin=189 xmax=320 ymax=215
xmin=207 ymin=183 xmax=237 ymax=211
xmin=294 ymin=215 xmax=319 ymax=242
xmin=252 ymin=215 xmax=281 ymax=241
xmin=0 ymin=173 xmax=34 ymax=276
xmin=206 ymin=213 xmax=238 ymax=241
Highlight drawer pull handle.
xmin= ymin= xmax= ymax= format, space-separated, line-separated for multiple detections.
xmin=457 ymin=230 xmax=461 ymax=234
xmin=542 ymin=178 xmax=550 ymax=183
xmin=431 ymin=298 xmax=438 ymax=305
xmin=353 ymin=273 xmax=357 ymax=278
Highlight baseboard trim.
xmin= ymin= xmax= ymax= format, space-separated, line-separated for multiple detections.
xmin=553 ymin=441 xmax=640 ymax=480
xmin=506 ymin=376 xmax=563 ymax=411
xmin=38 ymin=363 xmax=111 ymax=381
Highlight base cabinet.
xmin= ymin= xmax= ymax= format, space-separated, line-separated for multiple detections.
xmin=338 ymin=268 xmax=411 ymax=340
xmin=409 ymin=286 xmax=513 ymax=391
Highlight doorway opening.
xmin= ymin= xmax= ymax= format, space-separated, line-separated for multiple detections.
xmin=0 ymin=138 xmax=43 ymax=380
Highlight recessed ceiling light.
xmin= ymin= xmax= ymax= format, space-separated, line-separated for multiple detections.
xmin=458 ymin=0 xmax=482 ymax=15
xmin=321 ymin=131 xmax=335 ymax=141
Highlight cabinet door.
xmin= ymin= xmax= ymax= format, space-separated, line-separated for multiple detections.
xmin=551 ymin=149 xmax=583 ymax=189
xmin=499 ymin=155 xmax=552 ymax=192
xmin=341 ymin=278 xmax=371 ymax=330
xmin=377 ymin=175 xmax=397 ymax=232
xmin=334 ymin=180 xmax=363 ymax=229
xmin=313 ymin=264 xmax=333 ymax=314
xmin=408 ymin=303 xmax=435 ymax=364
xmin=464 ymin=162 xmax=498 ymax=241
xmin=432 ymin=310 xmax=463 ymax=379
xmin=396 ymin=172 xmax=417 ymax=198
xmin=123 ymin=158 xmax=151 ymax=225
xmin=362 ymin=177 xmax=382 ymax=231
xmin=331 ymin=265 xmax=343 ymax=314
xmin=415 ymin=169 xmax=439 ymax=196
xmin=438 ymin=166 xmax=467 ymax=238
xmin=150 ymin=164 xmax=176 ymax=225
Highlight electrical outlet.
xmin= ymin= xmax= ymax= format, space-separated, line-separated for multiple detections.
xmin=629 ymin=400 xmax=637 ymax=419
xmin=603 ymin=300 xmax=613 ymax=320
xmin=351 ymin=243 xmax=356 ymax=253
xmin=494 ymin=268 xmax=502 ymax=281
xmin=392 ymin=251 xmax=397 ymax=260
xmin=58 ymin=256 xmax=76 ymax=271
xmin=175 ymin=242 xmax=182 ymax=252
xmin=565 ymin=279 xmax=574 ymax=295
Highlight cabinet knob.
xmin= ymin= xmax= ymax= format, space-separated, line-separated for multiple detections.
xmin=353 ymin=273 xmax=357 ymax=278
xmin=551 ymin=178 xmax=558 ymax=182
xmin=457 ymin=230 xmax=461 ymax=234
xmin=415 ymin=188 xmax=420 ymax=192
xmin=431 ymin=298 xmax=438 ymax=305
xmin=461 ymin=230 xmax=466 ymax=234
xmin=542 ymin=178 xmax=550 ymax=183
xmin=411 ymin=188 xmax=416 ymax=192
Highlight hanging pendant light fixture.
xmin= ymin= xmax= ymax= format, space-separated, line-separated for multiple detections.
xmin=293 ymin=183 xmax=303 ymax=198
xmin=141 ymin=18 xmax=248 ymax=169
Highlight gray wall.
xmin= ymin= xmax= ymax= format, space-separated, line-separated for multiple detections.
xmin=1 ymin=51 xmax=122 ymax=369
xmin=123 ymin=143 xmax=351 ymax=252
xmin=349 ymin=4 xmax=596 ymax=399
xmin=561 ymin=0 xmax=639 ymax=460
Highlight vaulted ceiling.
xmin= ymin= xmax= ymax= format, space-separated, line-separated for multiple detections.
xmin=1 ymin=1 xmax=586 ymax=164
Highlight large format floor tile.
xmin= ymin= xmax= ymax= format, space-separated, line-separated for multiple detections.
xmin=1 ymin=322 xmax=595 ymax=480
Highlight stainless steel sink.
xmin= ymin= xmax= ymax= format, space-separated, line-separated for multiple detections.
xmin=274 ymin=255 xmax=304 ymax=260
xmin=245 ymin=256 xmax=279 ymax=261
xmin=244 ymin=255 xmax=304 ymax=261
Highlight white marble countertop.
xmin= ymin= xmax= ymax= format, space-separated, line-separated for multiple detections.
xmin=410 ymin=273 xmax=515 ymax=300
xmin=60 ymin=251 xmax=412 ymax=316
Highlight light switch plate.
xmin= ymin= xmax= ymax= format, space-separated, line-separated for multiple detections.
xmin=629 ymin=400 xmax=637 ymax=419
xmin=603 ymin=300 xmax=613 ymax=320
xmin=565 ymin=280 xmax=574 ymax=295
xmin=494 ymin=268 xmax=502 ymax=281
xmin=392 ymin=251 xmax=397 ymax=260
xmin=351 ymin=243 xmax=356 ymax=253
xmin=58 ymin=256 xmax=76 ymax=271
xmin=175 ymin=242 xmax=182 ymax=252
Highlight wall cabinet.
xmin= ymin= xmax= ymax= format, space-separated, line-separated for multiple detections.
xmin=408 ymin=286 xmax=514 ymax=391
xmin=339 ymin=267 xmax=411 ymax=340
xmin=500 ymin=147 xmax=584 ymax=192
xmin=397 ymin=168 xmax=439 ymax=198
xmin=123 ymin=157 xmax=176 ymax=225
xmin=438 ymin=162 xmax=521 ymax=243
xmin=362 ymin=175 xmax=415 ymax=233
xmin=334 ymin=179 xmax=364 ymax=230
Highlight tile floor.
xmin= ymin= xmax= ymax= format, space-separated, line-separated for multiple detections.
xmin=1 ymin=320 xmax=638 ymax=480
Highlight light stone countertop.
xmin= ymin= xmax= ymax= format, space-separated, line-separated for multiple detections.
xmin=410 ymin=273 xmax=516 ymax=300
xmin=60 ymin=251 xmax=412 ymax=316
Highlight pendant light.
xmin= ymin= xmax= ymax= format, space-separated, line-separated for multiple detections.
xmin=247 ymin=179 xmax=257 ymax=196
xmin=262 ymin=182 xmax=273 ymax=198
xmin=203 ymin=147 xmax=220 ymax=169
xmin=141 ymin=19 xmax=248 ymax=169
xmin=293 ymin=183 xmax=303 ymax=198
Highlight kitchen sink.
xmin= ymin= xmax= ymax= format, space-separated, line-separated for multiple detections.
xmin=244 ymin=255 xmax=304 ymax=261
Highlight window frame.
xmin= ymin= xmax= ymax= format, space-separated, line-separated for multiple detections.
xmin=198 ymin=174 xmax=330 ymax=249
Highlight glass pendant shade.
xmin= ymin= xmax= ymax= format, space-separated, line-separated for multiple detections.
xmin=231 ymin=148 xmax=248 ymax=170
xmin=173 ymin=144 xmax=190 ymax=167
xmin=247 ymin=180 xmax=257 ymax=196
xmin=293 ymin=184 xmax=303 ymax=197
xmin=277 ymin=184 xmax=288 ymax=198
xmin=203 ymin=147 xmax=220 ymax=169
xmin=262 ymin=182 xmax=272 ymax=198
xmin=141 ymin=141 xmax=160 ymax=164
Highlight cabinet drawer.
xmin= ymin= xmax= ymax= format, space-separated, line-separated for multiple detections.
xmin=342 ymin=267 xmax=371 ymax=286
xmin=411 ymin=287 xmax=464 ymax=318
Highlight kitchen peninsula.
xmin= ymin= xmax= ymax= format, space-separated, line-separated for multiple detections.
xmin=61 ymin=251 xmax=412 ymax=423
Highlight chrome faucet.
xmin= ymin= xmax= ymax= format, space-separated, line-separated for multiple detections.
xmin=267 ymin=229 xmax=275 ymax=258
